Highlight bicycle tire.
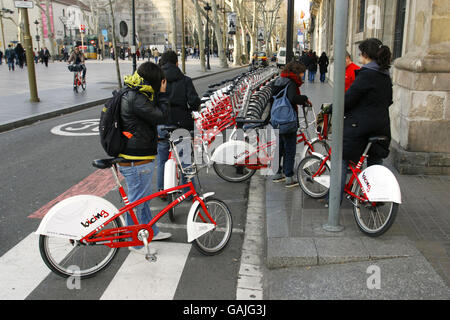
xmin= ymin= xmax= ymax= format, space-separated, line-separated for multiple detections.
xmin=297 ymin=155 xmax=330 ymax=199
xmin=39 ymin=217 xmax=122 ymax=279
xmin=192 ymin=197 xmax=233 ymax=255
xmin=213 ymin=161 xmax=256 ymax=183
xmin=351 ymin=182 xmax=398 ymax=237
xmin=301 ymin=139 xmax=330 ymax=159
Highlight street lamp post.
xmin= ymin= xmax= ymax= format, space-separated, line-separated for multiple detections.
xmin=204 ymin=3 xmax=211 ymax=70
xmin=132 ymin=0 xmax=137 ymax=73
xmin=34 ymin=20 xmax=40 ymax=51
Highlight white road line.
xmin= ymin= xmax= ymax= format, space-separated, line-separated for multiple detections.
xmin=100 ymin=242 xmax=191 ymax=300
xmin=0 ymin=233 xmax=51 ymax=300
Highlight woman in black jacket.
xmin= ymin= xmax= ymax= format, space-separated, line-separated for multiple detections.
xmin=118 ymin=62 xmax=172 ymax=253
xmin=321 ymin=38 xmax=393 ymax=207
xmin=335 ymin=38 xmax=393 ymax=206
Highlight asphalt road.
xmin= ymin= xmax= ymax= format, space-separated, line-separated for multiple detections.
xmin=0 ymin=67 xmax=250 ymax=300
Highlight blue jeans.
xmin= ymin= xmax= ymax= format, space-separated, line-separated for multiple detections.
xmin=279 ymin=132 xmax=297 ymax=178
xmin=8 ymin=60 xmax=14 ymax=70
xmin=308 ymin=71 xmax=316 ymax=82
xmin=118 ymin=161 xmax=159 ymax=248
xmin=320 ymin=73 xmax=326 ymax=83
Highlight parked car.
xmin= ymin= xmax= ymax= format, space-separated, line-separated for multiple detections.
xmin=277 ymin=47 xmax=286 ymax=68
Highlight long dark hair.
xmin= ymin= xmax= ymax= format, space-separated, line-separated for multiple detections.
xmin=137 ymin=62 xmax=165 ymax=92
xmin=358 ymin=38 xmax=392 ymax=71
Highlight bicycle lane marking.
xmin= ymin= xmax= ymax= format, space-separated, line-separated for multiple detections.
xmin=28 ymin=169 xmax=123 ymax=219
xmin=100 ymin=242 xmax=191 ymax=300
xmin=0 ymin=233 xmax=51 ymax=300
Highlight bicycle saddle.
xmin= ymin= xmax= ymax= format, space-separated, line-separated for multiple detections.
xmin=92 ymin=158 xmax=125 ymax=169
xmin=368 ymin=136 xmax=389 ymax=143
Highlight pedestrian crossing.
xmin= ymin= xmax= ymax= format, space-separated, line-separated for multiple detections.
xmin=0 ymin=217 xmax=247 ymax=300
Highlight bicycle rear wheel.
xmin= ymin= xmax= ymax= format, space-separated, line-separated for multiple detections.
xmin=213 ymin=162 xmax=256 ymax=183
xmin=39 ymin=218 xmax=122 ymax=279
xmin=351 ymin=183 xmax=398 ymax=237
xmin=192 ymin=198 xmax=232 ymax=255
xmin=297 ymin=155 xmax=330 ymax=199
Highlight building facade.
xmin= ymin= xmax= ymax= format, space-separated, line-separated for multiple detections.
xmin=105 ymin=0 xmax=182 ymax=50
xmin=309 ymin=0 xmax=450 ymax=175
xmin=0 ymin=0 xmax=91 ymax=53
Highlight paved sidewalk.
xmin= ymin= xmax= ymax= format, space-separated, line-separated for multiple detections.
xmin=251 ymin=81 xmax=450 ymax=299
xmin=0 ymin=57 xmax=245 ymax=132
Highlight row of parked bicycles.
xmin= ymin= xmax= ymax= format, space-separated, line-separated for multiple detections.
xmin=36 ymin=65 xmax=402 ymax=280
xmin=194 ymin=65 xmax=401 ymax=238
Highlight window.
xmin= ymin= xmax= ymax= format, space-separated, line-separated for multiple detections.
xmin=358 ymin=0 xmax=366 ymax=33
xmin=393 ymin=0 xmax=407 ymax=59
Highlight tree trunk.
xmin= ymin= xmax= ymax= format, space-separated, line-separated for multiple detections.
xmin=44 ymin=0 xmax=56 ymax=61
xmin=170 ymin=0 xmax=177 ymax=51
xmin=211 ymin=0 xmax=228 ymax=68
xmin=108 ymin=0 xmax=122 ymax=88
xmin=193 ymin=0 xmax=206 ymax=72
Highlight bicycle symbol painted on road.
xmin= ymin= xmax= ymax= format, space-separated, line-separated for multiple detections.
xmin=51 ymin=119 xmax=99 ymax=136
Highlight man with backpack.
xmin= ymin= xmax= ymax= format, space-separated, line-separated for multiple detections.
xmin=156 ymin=50 xmax=201 ymax=197
xmin=269 ymin=61 xmax=310 ymax=187
xmin=100 ymin=61 xmax=171 ymax=255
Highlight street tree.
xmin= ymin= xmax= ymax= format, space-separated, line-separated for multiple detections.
xmin=32 ymin=0 xmax=57 ymax=60
xmin=108 ymin=0 xmax=122 ymax=88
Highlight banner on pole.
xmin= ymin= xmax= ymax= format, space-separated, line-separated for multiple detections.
xmin=227 ymin=13 xmax=237 ymax=35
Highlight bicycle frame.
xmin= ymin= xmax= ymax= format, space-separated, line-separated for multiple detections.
xmin=80 ymin=175 xmax=216 ymax=249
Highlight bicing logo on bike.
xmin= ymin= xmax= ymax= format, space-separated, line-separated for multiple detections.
xmin=80 ymin=210 xmax=110 ymax=228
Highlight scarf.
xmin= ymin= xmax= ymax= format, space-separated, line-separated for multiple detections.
xmin=280 ymin=71 xmax=302 ymax=94
xmin=123 ymin=71 xmax=155 ymax=101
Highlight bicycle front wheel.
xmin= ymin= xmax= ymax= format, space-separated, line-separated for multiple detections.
xmin=213 ymin=162 xmax=256 ymax=183
xmin=297 ymin=155 xmax=330 ymax=199
xmin=192 ymin=198 xmax=232 ymax=255
xmin=351 ymin=183 xmax=398 ymax=237
xmin=39 ymin=218 xmax=122 ymax=279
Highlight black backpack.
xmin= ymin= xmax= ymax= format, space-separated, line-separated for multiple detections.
xmin=99 ymin=88 xmax=131 ymax=157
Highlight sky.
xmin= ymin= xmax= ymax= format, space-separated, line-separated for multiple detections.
xmin=295 ymin=0 xmax=311 ymax=20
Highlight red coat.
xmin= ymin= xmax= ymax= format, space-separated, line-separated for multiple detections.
xmin=345 ymin=63 xmax=360 ymax=92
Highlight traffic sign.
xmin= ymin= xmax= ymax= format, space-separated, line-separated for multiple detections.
xmin=14 ymin=1 xmax=34 ymax=9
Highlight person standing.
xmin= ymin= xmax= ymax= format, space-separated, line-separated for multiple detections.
xmin=15 ymin=43 xmax=25 ymax=69
xmin=156 ymin=50 xmax=201 ymax=196
xmin=307 ymin=52 xmax=318 ymax=83
xmin=318 ymin=52 xmax=329 ymax=83
xmin=345 ymin=51 xmax=360 ymax=91
xmin=117 ymin=62 xmax=171 ymax=254
xmin=269 ymin=61 xmax=310 ymax=187
xmin=42 ymin=47 xmax=51 ymax=67
xmin=5 ymin=45 xmax=15 ymax=71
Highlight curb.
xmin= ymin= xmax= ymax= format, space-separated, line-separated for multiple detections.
xmin=0 ymin=65 xmax=249 ymax=134
xmin=236 ymin=174 xmax=266 ymax=300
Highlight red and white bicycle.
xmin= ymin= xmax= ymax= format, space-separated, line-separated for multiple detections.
xmin=36 ymin=126 xmax=232 ymax=279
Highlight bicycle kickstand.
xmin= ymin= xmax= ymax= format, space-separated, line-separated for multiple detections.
xmin=137 ymin=230 xmax=157 ymax=262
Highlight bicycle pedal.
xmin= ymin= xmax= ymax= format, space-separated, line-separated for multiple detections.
xmin=145 ymin=254 xmax=157 ymax=262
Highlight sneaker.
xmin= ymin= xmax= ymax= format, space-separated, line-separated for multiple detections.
xmin=152 ymin=231 xmax=172 ymax=241
xmin=129 ymin=245 xmax=157 ymax=255
xmin=272 ymin=173 xmax=285 ymax=183
xmin=285 ymin=177 xmax=299 ymax=188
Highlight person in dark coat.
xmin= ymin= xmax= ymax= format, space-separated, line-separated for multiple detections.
xmin=320 ymin=38 xmax=393 ymax=207
xmin=318 ymin=52 xmax=329 ymax=83
xmin=156 ymin=50 xmax=201 ymax=195
xmin=307 ymin=51 xmax=318 ymax=82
